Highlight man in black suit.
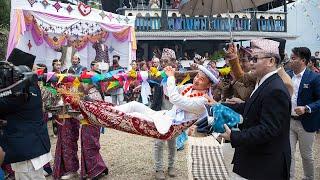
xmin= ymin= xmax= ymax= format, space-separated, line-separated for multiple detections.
xmin=219 ymin=39 xmax=292 ymax=180
xmin=287 ymin=47 xmax=320 ymax=180
xmin=0 ymin=49 xmax=51 ymax=179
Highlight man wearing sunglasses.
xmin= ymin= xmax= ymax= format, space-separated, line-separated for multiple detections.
xmin=220 ymin=39 xmax=292 ymax=180
xmin=227 ymin=45 xmax=293 ymax=106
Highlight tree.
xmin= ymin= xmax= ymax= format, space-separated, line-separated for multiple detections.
xmin=0 ymin=0 xmax=10 ymax=60
xmin=0 ymin=0 xmax=10 ymax=27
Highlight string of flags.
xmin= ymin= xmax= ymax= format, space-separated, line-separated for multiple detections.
xmin=26 ymin=0 xmax=131 ymax=23
xmin=288 ymin=0 xmax=320 ymax=40
xmin=36 ymin=66 xmax=231 ymax=94
xmin=37 ymin=67 xmax=168 ymax=94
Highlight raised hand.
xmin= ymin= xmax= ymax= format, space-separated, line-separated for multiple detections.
xmin=189 ymin=63 xmax=198 ymax=70
xmin=225 ymin=43 xmax=238 ymax=61
xmin=164 ymin=66 xmax=175 ymax=77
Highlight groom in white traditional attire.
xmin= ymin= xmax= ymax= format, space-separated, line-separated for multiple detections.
xmin=114 ymin=64 xmax=219 ymax=179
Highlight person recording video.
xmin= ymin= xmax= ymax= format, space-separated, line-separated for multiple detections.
xmin=0 ymin=48 xmax=51 ymax=180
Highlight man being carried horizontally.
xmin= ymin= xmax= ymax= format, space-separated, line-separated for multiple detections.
xmin=113 ymin=65 xmax=219 ymax=136
xmin=63 ymin=63 xmax=219 ymax=179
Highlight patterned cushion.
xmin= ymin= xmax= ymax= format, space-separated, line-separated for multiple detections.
xmin=79 ymin=100 xmax=196 ymax=140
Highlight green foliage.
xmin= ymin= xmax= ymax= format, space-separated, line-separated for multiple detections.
xmin=210 ymin=50 xmax=226 ymax=61
xmin=0 ymin=0 xmax=10 ymax=60
xmin=89 ymin=1 xmax=101 ymax=10
xmin=91 ymin=4 xmax=101 ymax=10
xmin=0 ymin=0 xmax=10 ymax=26
xmin=0 ymin=25 xmax=9 ymax=60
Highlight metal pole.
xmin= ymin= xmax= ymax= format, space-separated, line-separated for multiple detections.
xmin=160 ymin=0 xmax=168 ymax=30
xmin=284 ymin=0 xmax=287 ymax=32
xmin=228 ymin=11 xmax=233 ymax=43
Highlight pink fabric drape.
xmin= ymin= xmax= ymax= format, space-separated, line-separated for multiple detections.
xmin=6 ymin=10 xmax=135 ymax=57
xmin=6 ymin=9 xmax=26 ymax=59
xmin=112 ymin=27 xmax=131 ymax=42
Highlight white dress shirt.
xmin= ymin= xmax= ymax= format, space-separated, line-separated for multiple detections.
xmin=291 ymin=68 xmax=306 ymax=115
xmin=250 ymin=69 xmax=279 ymax=97
xmin=11 ymin=153 xmax=52 ymax=172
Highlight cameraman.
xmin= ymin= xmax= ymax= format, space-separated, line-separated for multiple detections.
xmin=0 ymin=49 xmax=51 ymax=180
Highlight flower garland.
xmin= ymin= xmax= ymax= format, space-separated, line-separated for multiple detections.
xmin=181 ymin=85 xmax=204 ymax=97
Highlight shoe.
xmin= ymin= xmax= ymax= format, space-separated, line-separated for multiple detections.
xmin=61 ymin=172 xmax=79 ymax=180
xmin=43 ymin=166 xmax=53 ymax=177
xmin=92 ymin=168 xmax=109 ymax=180
xmin=168 ymin=167 xmax=176 ymax=177
xmin=177 ymin=146 xmax=184 ymax=151
xmin=155 ymin=170 xmax=165 ymax=180
xmin=5 ymin=174 xmax=15 ymax=180
xmin=43 ymin=169 xmax=49 ymax=177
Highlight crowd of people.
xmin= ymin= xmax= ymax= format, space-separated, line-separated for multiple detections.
xmin=0 ymin=39 xmax=320 ymax=180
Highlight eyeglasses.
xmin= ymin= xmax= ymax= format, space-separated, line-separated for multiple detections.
xmin=249 ymin=56 xmax=271 ymax=63
xmin=290 ymin=56 xmax=297 ymax=61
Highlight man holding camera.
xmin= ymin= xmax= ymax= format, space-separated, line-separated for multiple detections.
xmin=0 ymin=49 xmax=51 ymax=179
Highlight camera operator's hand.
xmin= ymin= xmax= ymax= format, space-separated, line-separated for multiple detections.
xmin=0 ymin=146 xmax=5 ymax=166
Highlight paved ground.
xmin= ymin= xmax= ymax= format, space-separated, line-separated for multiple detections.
xmin=47 ymin=125 xmax=320 ymax=180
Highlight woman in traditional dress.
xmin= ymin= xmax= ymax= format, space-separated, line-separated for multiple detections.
xmin=53 ymin=59 xmax=81 ymax=179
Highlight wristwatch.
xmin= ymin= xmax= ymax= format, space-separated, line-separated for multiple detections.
xmin=305 ymin=106 xmax=311 ymax=113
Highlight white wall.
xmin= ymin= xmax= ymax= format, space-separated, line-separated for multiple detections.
xmin=271 ymin=1 xmax=320 ymax=55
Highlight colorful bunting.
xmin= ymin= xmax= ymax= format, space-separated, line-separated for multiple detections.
xmin=178 ymin=74 xmax=190 ymax=87
xmin=73 ymin=77 xmax=81 ymax=89
xmin=46 ymin=72 xmax=55 ymax=82
xmin=44 ymin=86 xmax=58 ymax=95
xmin=38 ymin=69 xmax=203 ymax=94
xmin=57 ymin=74 xmax=67 ymax=84
xmin=107 ymin=81 xmax=120 ymax=90
xmin=288 ymin=0 xmax=320 ymax=41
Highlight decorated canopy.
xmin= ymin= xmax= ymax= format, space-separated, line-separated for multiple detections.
xmin=7 ymin=0 xmax=137 ymax=69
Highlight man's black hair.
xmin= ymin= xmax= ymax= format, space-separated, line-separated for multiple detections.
xmin=292 ymin=47 xmax=311 ymax=65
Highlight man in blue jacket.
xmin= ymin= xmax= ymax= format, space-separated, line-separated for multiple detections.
xmin=0 ymin=48 xmax=51 ymax=179
xmin=287 ymin=47 xmax=320 ymax=180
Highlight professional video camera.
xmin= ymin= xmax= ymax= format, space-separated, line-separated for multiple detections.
xmin=0 ymin=61 xmax=37 ymax=98
xmin=0 ymin=48 xmax=37 ymax=99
